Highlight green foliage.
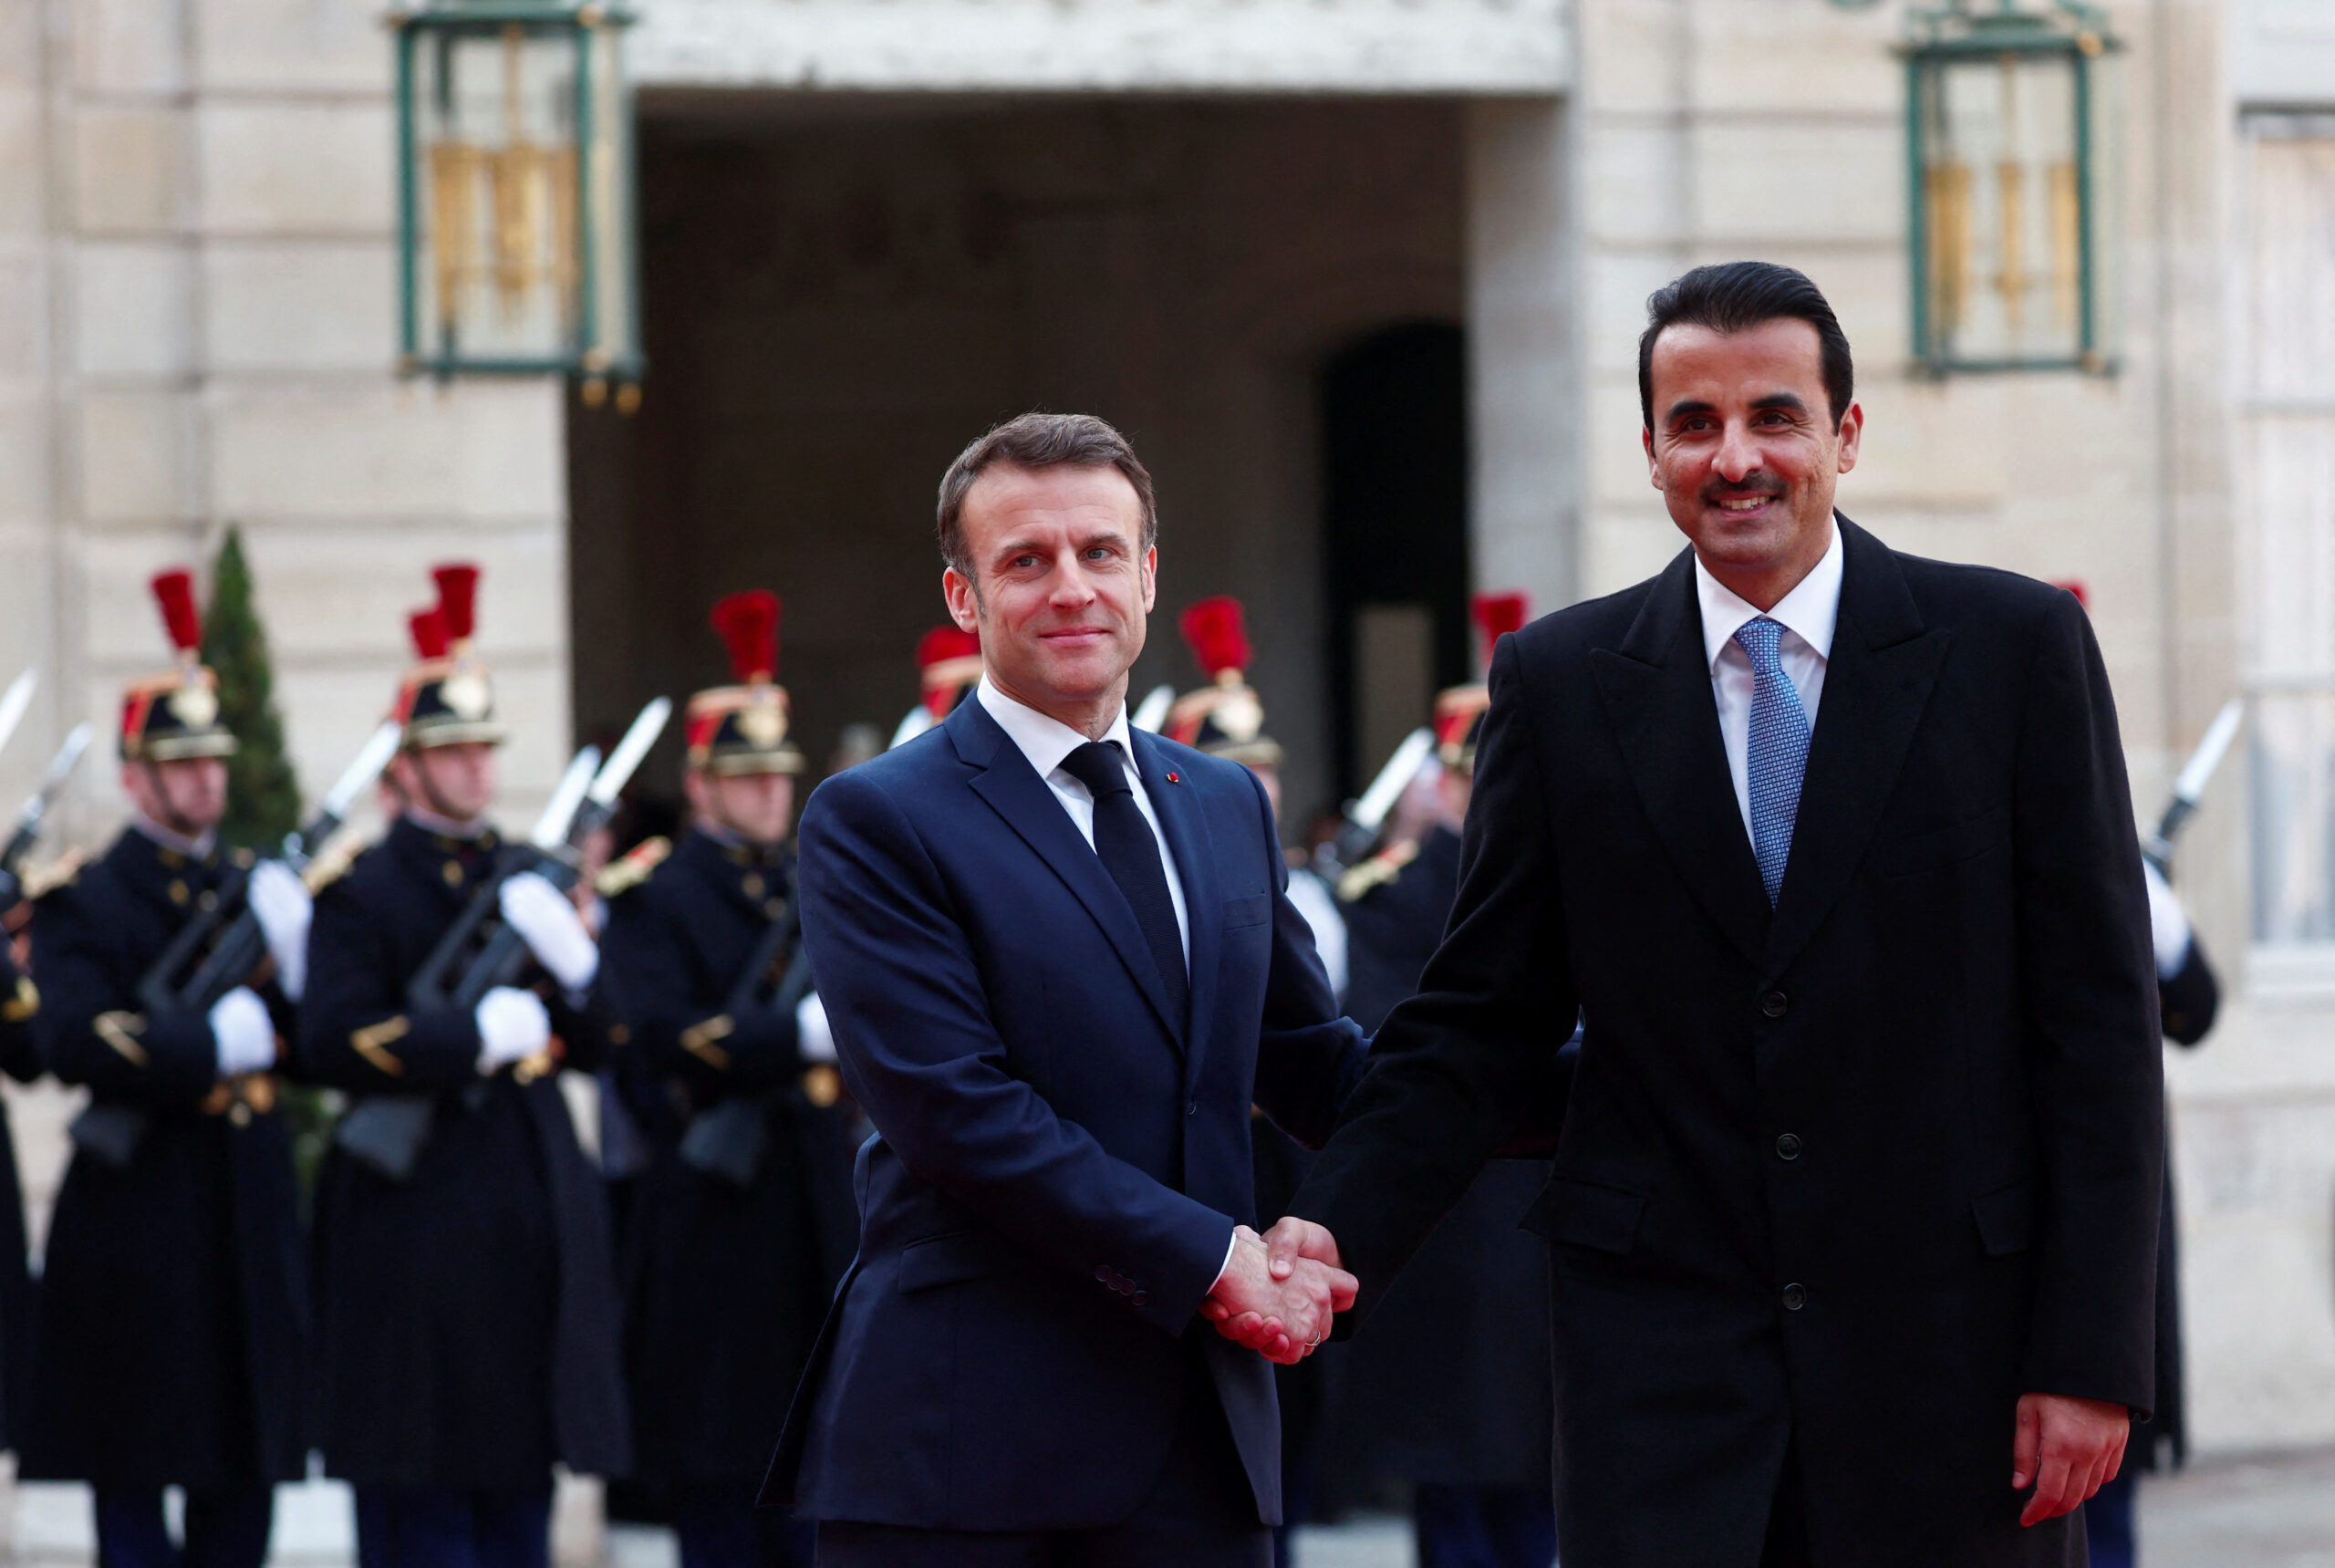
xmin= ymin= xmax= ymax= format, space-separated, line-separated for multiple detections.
xmin=202 ymin=526 xmax=302 ymax=850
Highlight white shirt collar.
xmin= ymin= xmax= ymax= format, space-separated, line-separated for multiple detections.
xmin=1694 ymin=514 xmax=1845 ymax=671
xmin=134 ymin=816 xmax=216 ymax=857
xmin=976 ymin=677 xmax=1136 ymax=782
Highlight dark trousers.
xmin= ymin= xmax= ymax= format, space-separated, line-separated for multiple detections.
xmin=816 ymin=1345 xmax=1270 ymax=1568
xmin=675 ymin=1485 xmax=815 ymax=1568
xmin=354 ymin=1483 xmax=554 ymax=1568
xmin=93 ymin=1486 xmax=274 ymax=1568
xmin=2084 ymin=1465 xmax=2138 ymax=1568
xmin=1759 ymin=1440 xmax=1811 ymax=1568
xmin=1414 ymin=1483 xmax=1557 ymax=1568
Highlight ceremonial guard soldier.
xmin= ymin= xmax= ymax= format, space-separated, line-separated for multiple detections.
xmin=1320 ymin=591 xmax=1557 ymax=1568
xmin=22 ymin=570 xmax=312 ymax=1568
xmin=1166 ymin=597 xmax=1344 ymax=996
xmin=599 ymin=591 xmax=855 ymax=1568
xmin=300 ymin=564 xmax=628 ymax=1568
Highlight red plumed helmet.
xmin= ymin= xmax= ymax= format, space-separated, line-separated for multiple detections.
xmin=1470 ymin=591 xmax=1529 ymax=666
xmin=150 ymin=569 xmax=202 ymax=658
xmin=1179 ymin=597 xmax=1251 ymax=681
xmin=918 ymin=627 xmax=981 ymax=670
xmin=711 ymin=589 xmax=780 ymax=683
xmin=432 ymin=563 xmax=482 ymax=645
xmin=409 ymin=607 xmax=451 ymax=660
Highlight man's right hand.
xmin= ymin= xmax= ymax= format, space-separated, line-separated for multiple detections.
xmin=1200 ymin=1222 xmax=1356 ymax=1364
xmin=1261 ymin=1215 xmax=1344 ymax=1282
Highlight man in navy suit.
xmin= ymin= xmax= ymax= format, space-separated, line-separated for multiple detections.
xmin=763 ymin=412 xmax=1368 ymax=1565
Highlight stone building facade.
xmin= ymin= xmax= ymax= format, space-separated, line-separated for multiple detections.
xmin=1 ymin=0 xmax=2331 ymax=1557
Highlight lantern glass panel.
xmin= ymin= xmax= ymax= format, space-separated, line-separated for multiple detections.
xmin=408 ymin=23 xmax=585 ymax=367
xmin=583 ymin=20 xmax=638 ymax=370
xmin=1915 ymin=49 xmax=2090 ymax=367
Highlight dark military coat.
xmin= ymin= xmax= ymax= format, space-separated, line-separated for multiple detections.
xmin=298 ymin=815 xmax=628 ymax=1488
xmin=599 ymin=829 xmax=856 ymax=1490
xmin=0 ymin=937 xmax=43 ymax=1449
xmin=21 ymin=830 xmax=309 ymax=1488
xmin=1324 ymin=824 xmax=1554 ymax=1490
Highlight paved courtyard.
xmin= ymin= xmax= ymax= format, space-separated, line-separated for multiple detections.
xmin=8 ymin=1447 xmax=2331 ymax=1564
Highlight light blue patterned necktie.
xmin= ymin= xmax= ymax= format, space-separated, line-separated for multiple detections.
xmin=1733 ymin=617 xmax=1811 ymax=907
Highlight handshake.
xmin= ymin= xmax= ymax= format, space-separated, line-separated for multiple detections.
xmin=1199 ymin=1218 xmax=1353 ymax=1366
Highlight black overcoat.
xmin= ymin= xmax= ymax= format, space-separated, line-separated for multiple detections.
xmin=297 ymin=815 xmax=628 ymax=1488
xmin=598 ymin=830 xmax=856 ymax=1490
xmin=1292 ymin=519 xmax=2164 ymax=1567
xmin=20 ymin=831 xmax=309 ymax=1488
xmin=1325 ymin=824 xmax=1554 ymax=1490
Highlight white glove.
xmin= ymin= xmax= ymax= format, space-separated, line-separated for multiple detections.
xmin=245 ymin=859 xmax=314 ymax=1002
xmin=475 ymin=985 xmax=553 ymax=1074
xmin=796 ymin=992 xmax=838 ymax=1064
xmin=210 ymin=986 xmax=278 ymax=1076
xmin=497 ymin=871 xmax=599 ymax=992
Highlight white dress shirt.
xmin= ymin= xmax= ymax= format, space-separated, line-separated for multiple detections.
xmin=1694 ymin=520 xmax=1845 ymax=843
xmin=975 ymin=678 xmax=1191 ymax=963
xmin=975 ymin=678 xmax=1235 ymax=1284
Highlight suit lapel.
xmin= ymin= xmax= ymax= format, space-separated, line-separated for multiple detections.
xmin=1592 ymin=549 xmax=1771 ymax=968
xmin=950 ymin=700 xmax=1185 ymax=1049
xmin=1762 ymin=517 xmax=1949 ymax=974
xmin=1129 ymin=727 xmax=1217 ymax=1071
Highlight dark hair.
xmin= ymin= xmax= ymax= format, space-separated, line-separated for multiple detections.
xmin=1637 ymin=261 xmax=1854 ymax=431
xmin=936 ymin=412 xmax=1158 ymax=580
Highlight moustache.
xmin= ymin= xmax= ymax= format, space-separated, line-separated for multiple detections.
xmin=1703 ymin=483 xmax=1785 ymax=504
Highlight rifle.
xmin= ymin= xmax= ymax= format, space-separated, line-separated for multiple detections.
xmin=136 ymin=722 xmax=400 ymax=1015
xmin=1318 ymin=725 xmax=1437 ymax=877
xmin=2143 ymin=699 xmax=2244 ymax=877
xmin=681 ymin=895 xmax=815 ymax=1189
xmin=405 ymin=697 xmax=669 ymax=1012
xmin=337 ymin=701 xmax=667 ymax=1185
xmin=0 ymin=722 xmax=95 ymax=911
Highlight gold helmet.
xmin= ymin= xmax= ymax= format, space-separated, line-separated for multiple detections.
xmin=120 ymin=569 xmax=236 ymax=762
xmin=1166 ymin=597 xmax=1279 ymax=767
xmin=1433 ymin=591 xmax=1528 ymax=777
xmin=393 ymin=563 xmax=508 ymax=749
xmin=685 ymin=590 xmax=804 ymax=776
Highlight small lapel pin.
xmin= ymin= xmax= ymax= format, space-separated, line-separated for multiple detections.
xmin=1165 ymin=771 xmax=1181 ymax=784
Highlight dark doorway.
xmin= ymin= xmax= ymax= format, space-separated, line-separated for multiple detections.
xmin=1321 ymin=321 xmax=1471 ymax=800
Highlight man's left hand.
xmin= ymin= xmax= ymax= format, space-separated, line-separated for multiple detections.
xmin=2012 ymin=1391 xmax=2129 ymax=1527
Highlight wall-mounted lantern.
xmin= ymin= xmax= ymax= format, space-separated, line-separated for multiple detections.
xmin=1902 ymin=2 xmax=2122 ymax=376
xmin=391 ymin=1 xmax=642 ymax=408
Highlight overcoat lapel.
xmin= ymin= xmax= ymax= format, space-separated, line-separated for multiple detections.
xmin=949 ymin=699 xmax=1186 ymax=1049
xmin=1591 ymin=550 xmax=1771 ymax=968
xmin=1761 ymin=517 xmax=1949 ymax=974
xmin=1129 ymin=725 xmax=1219 ymax=1078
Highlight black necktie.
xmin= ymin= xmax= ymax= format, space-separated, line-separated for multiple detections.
xmin=1058 ymin=741 xmax=1188 ymax=1024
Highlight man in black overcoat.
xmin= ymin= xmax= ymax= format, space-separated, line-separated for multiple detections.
xmin=597 ymin=590 xmax=855 ymax=1568
xmin=22 ymin=569 xmax=311 ymax=1568
xmin=1244 ymin=263 xmax=2164 ymax=1567
xmin=0 ymin=924 xmax=43 ymax=1449
xmin=299 ymin=564 xmax=628 ymax=1568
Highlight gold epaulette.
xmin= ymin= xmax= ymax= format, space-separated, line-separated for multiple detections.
xmin=1338 ymin=839 xmax=1417 ymax=905
xmin=23 ymin=850 xmax=85 ymax=901
xmin=301 ymin=832 xmax=369 ymax=895
xmin=597 ymin=836 xmax=671 ymax=898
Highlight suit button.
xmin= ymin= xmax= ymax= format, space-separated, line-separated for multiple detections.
xmin=1188 ymin=1101 xmax=1199 ymax=1117
xmin=1132 ymin=1291 xmax=1149 ymax=1307
xmin=1776 ymin=1133 xmax=1802 ymax=1161
xmin=1782 ymin=1282 xmax=1807 ymax=1312
xmin=1095 ymin=1266 xmax=1112 ymax=1282
xmin=1760 ymin=990 xmax=1790 ymax=1019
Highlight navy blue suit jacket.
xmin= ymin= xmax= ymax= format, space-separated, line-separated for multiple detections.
xmin=762 ymin=694 xmax=1366 ymax=1531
